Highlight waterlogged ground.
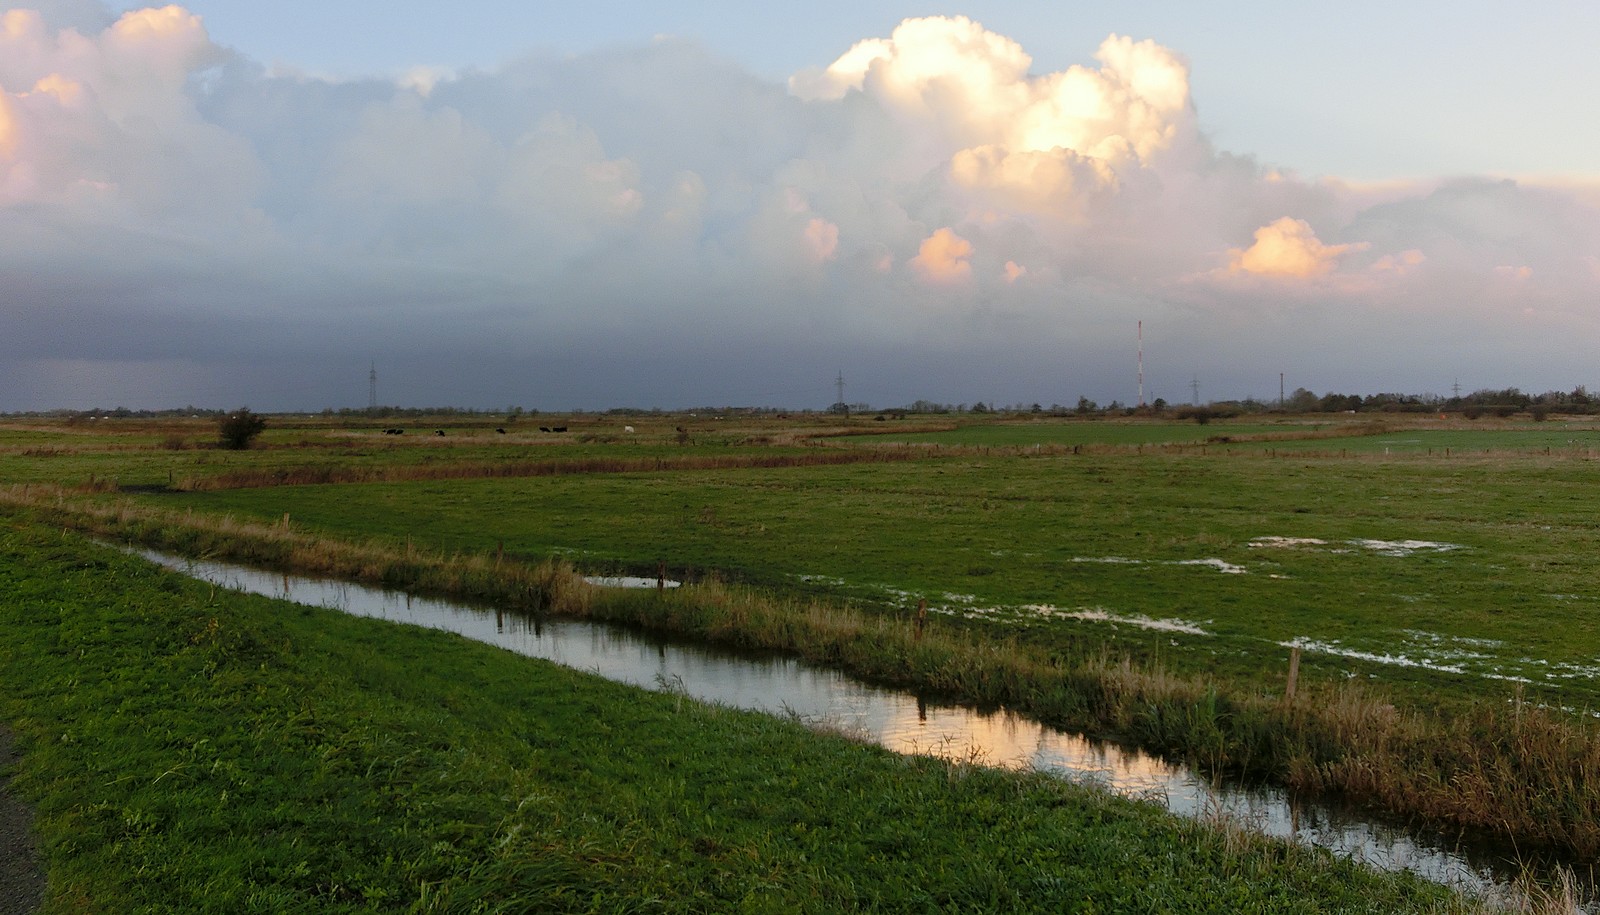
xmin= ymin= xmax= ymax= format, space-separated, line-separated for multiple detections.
xmin=123 ymin=422 xmax=1600 ymax=712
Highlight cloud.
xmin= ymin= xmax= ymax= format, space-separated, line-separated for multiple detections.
xmin=398 ymin=65 xmax=454 ymax=97
xmin=0 ymin=3 xmax=254 ymax=219
xmin=803 ymin=217 xmax=839 ymax=262
xmin=1225 ymin=217 xmax=1370 ymax=278
xmin=1372 ymin=249 xmax=1426 ymax=274
xmin=911 ymin=227 xmax=974 ymax=284
xmin=2 ymin=7 xmax=1600 ymax=411
xmin=790 ymin=19 xmax=1192 ymax=162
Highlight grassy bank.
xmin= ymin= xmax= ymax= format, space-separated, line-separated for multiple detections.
xmin=0 ymin=524 xmax=1507 ymax=913
xmin=6 ymin=486 xmax=1600 ymax=866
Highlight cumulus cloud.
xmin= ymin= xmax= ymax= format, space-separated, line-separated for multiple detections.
xmin=2 ymin=6 xmax=1600 ymax=411
xmin=0 ymin=4 xmax=255 ymax=220
xmin=1225 ymin=217 xmax=1371 ymax=278
xmin=911 ymin=227 xmax=974 ymax=284
xmin=790 ymin=19 xmax=1192 ymax=162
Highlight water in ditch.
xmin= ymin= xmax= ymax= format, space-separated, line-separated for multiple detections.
xmin=129 ymin=546 xmax=1590 ymax=910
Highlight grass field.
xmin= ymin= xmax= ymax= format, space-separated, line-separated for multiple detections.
xmin=4 ymin=410 xmax=1600 ymax=899
xmin=0 ymin=525 xmax=1498 ymax=913
xmin=131 ymin=423 xmax=1600 ymax=713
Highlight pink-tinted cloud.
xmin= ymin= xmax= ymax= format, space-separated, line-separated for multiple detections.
xmin=1225 ymin=217 xmax=1370 ymax=278
xmin=911 ymin=227 xmax=974 ymax=284
xmin=803 ymin=216 xmax=839 ymax=262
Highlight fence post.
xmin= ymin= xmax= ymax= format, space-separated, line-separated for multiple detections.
xmin=1286 ymin=646 xmax=1302 ymax=702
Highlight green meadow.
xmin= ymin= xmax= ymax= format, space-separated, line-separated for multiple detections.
xmin=0 ymin=527 xmax=1487 ymax=913
xmin=3 ymin=411 xmax=1599 ymax=909
xmin=138 ymin=421 xmax=1600 ymax=713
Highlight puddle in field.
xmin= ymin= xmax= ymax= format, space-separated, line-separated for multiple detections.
xmin=583 ymin=575 xmax=681 ymax=589
xmin=1055 ymin=607 xmax=1210 ymax=634
xmin=1071 ymin=556 xmax=1249 ymax=574
xmin=127 ymin=545 xmax=1592 ymax=911
xmin=1250 ymin=536 xmax=1462 ymax=557
xmin=960 ymin=604 xmax=1212 ymax=635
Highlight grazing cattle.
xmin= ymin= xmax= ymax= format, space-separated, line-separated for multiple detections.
xmin=434 ymin=430 xmax=445 ymax=436
xmin=552 ymin=426 xmax=567 ymax=433
xmin=539 ymin=426 xmax=550 ymax=432
xmin=624 ymin=425 xmax=635 ymax=433
xmin=496 ymin=428 xmax=506 ymax=434
xmin=382 ymin=428 xmax=405 ymax=435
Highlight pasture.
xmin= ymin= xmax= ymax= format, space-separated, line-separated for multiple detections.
xmin=5 ymin=410 xmax=1600 ymax=873
xmin=0 ymin=526 xmax=1493 ymax=913
xmin=66 ymin=412 xmax=1600 ymax=714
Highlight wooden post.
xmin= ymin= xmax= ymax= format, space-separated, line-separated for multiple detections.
xmin=495 ymin=540 xmax=504 ymax=568
xmin=915 ymin=599 xmax=928 ymax=641
xmin=657 ymin=561 xmax=666 ymax=593
xmin=1286 ymin=646 xmax=1302 ymax=702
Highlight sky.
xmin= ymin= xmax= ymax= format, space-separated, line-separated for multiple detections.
xmin=2 ymin=1 xmax=1599 ymax=412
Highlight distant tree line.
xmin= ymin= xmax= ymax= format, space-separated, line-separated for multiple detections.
xmin=1273 ymin=386 xmax=1594 ymax=420
xmin=877 ymin=386 xmax=1598 ymax=422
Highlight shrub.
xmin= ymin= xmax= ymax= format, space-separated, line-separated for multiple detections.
xmin=217 ymin=408 xmax=267 ymax=450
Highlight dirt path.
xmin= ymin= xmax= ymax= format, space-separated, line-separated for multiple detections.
xmin=0 ymin=725 xmax=44 ymax=915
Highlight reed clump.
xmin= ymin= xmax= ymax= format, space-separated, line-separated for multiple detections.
xmin=6 ymin=482 xmax=1600 ymax=861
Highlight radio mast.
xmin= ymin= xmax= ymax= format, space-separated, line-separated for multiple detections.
xmin=1137 ymin=321 xmax=1145 ymax=408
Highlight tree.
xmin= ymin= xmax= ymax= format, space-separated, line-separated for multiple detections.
xmin=218 ymin=407 xmax=267 ymax=450
xmin=1286 ymin=387 xmax=1320 ymax=413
